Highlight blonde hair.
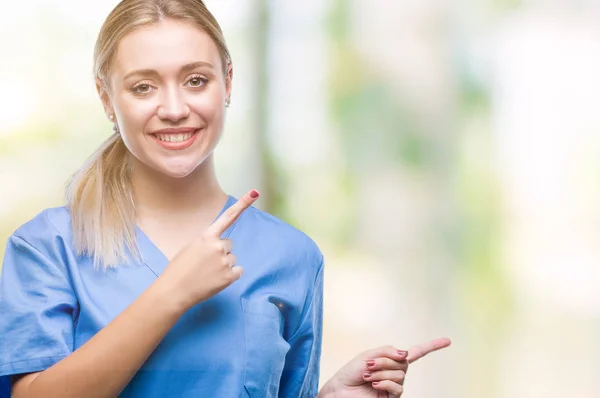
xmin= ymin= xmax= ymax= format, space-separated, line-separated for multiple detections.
xmin=66 ymin=0 xmax=232 ymax=268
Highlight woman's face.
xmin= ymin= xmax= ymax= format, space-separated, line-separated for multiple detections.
xmin=100 ymin=18 xmax=231 ymax=178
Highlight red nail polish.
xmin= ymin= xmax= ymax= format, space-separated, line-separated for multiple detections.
xmin=250 ymin=189 xmax=259 ymax=199
xmin=363 ymin=372 xmax=371 ymax=379
xmin=366 ymin=360 xmax=375 ymax=367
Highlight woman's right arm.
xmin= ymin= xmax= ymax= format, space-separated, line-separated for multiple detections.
xmin=12 ymin=278 xmax=187 ymax=398
xmin=10 ymin=191 xmax=258 ymax=398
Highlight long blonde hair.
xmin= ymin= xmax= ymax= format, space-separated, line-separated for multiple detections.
xmin=66 ymin=0 xmax=232 ymax=269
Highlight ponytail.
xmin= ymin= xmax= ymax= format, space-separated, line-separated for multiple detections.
xmin=66 ymin=133 xmax=138 ymax=269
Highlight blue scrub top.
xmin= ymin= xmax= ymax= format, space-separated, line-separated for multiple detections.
xmin=0 ymin=195 xmax=324 ymax=398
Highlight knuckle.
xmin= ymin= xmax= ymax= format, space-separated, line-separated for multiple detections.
xmin=225 ymin=209 xmax=237 ymax=220
xmin=377 ymin=380 xmax=390 ymax=388
xmin=392 ymin=371 xmax=406 ymax=383
xmin=213 ymin=239 xmax=224 ymax=251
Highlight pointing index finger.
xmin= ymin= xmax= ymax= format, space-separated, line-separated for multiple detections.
xmin=407 ymin=337 xmax=451 ymax=364
xmin=207 ymin=190 xmax=260 ymax=237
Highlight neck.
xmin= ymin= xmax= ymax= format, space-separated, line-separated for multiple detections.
xmin=131 ymin=154 xmax=227 ymax=220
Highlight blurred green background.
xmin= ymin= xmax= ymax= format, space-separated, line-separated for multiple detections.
xmin=1 ymin=1 xmax=600 ymax=397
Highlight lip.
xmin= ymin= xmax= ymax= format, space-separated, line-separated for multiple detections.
xmin=150 ymin=127 xmax=201 ymax=150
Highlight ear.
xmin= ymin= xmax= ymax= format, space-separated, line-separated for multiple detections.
xmin=225 ymin=63 xmax=233 ymax=103
xmin=96 ymin=78 xmax=114 ymax=119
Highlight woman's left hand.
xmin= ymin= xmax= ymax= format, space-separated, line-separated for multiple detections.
xmin=318 ymin=337 xmax=451 ymax=398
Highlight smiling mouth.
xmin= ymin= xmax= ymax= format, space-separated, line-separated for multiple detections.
xmin=154 ymin=132 xmax=195 ymax=143
xmin=150 ymin=128 xmax=201 ymax=150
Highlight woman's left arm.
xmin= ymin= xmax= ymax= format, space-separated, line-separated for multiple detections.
xmin=277 ymin=253 xmax=451 ymax=398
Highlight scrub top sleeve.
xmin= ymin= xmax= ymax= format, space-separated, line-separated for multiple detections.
xmin=279 ymin=256 xmax=324 ymax=398
xmin=0 ymin=233 xmax=77 ymax=385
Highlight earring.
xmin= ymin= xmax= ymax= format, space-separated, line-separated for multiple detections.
xmin=225 ymin=98 xmax=231 ymax=108
xmin=109 ymin=114 xmax=119 ymax=134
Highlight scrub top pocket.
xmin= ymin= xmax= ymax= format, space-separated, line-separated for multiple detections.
xmin=241 ymin=296 xmax=290 ymax=398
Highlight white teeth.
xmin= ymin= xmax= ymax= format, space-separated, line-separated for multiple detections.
xmin=156 ymin=133 xmax=194 ymax=143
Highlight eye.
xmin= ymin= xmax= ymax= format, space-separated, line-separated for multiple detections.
xmin=186 ymin=75 xmax=208 ymax=88
xmin=131 ymin=82 xmax=154 ymax=95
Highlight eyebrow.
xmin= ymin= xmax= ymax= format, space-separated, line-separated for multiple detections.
xmin=123 ymin=61 xmax=215 ymax=81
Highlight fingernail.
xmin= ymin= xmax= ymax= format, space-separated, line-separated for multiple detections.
xmin=372 ymin=381 xmax=379 ymax=386
xmin=250 ymin=189 xmax=259 ymax=199
xmin=366 ymin=360 xmax=375 ymax=367
xmin=363 ymin=372 xmax=371 ymax=379
xmin=397 ymin=350 xmax=408 ymax=357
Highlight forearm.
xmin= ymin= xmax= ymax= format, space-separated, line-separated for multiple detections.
xmin=14 ymin=279 xmax=187 ymax=398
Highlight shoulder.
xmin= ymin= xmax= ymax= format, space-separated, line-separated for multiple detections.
xmin=235 ymin=204 xmax=324 ymax=269
xmin=12 ymin=206 xmax=72 ymax=243
xmin=7 ymin=207 xmax=73 ymax=262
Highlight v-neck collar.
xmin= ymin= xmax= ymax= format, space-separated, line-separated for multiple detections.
xmin=135 ymin=194 xmax=237 ymax=277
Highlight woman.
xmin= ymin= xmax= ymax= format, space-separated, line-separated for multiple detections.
xmin=0 ymin=1 xmax=450 ymax=397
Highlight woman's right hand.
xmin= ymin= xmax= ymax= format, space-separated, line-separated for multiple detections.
xmin=158 ymin=189 xmax=260 ymax=310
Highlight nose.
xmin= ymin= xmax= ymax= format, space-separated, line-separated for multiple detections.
xmin=156 ymin=87 xmax=190 ymax=122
